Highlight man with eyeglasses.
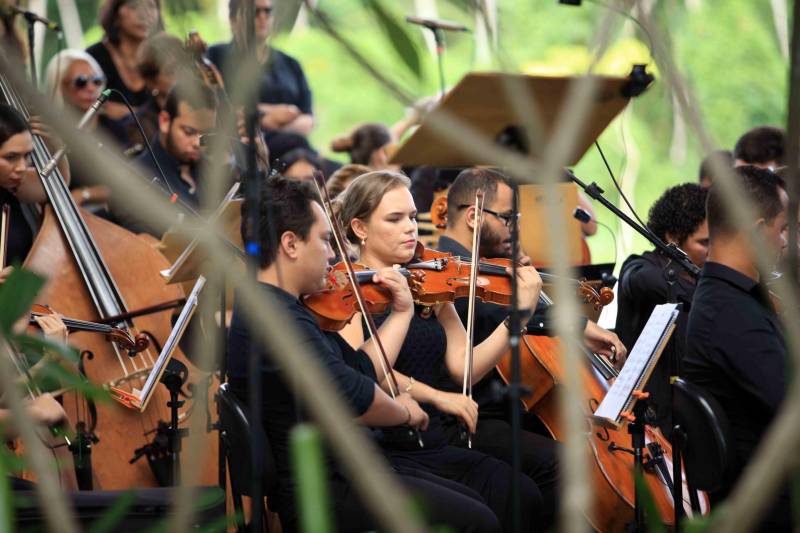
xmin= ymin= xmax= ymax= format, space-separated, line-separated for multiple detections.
xmin=436 ymin=167 xmax=627 ymax=530
xmin=207 ymin=0 xmax=316 ymax=160
xmin=122 ymin=81 xmax=218 ymax=236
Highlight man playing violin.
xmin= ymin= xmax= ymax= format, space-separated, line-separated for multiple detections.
xmin=436 ymin=167 xmax=627 ymax=528
xmin=684 ymin=165 xmax=790 ymax=531
xmin=226 ymin=176 xmax=509 ymax=532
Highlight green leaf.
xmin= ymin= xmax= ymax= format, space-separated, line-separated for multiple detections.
xmin=10 ymin=334 xmax=79 ymax=366
xmin=441 ymin=0 xmax=479 ymax=12
xmin=634 ymin=470 xmax=667 ymax=533
xmin=361 ymin=0 xmax=424 ymax=80
xmin=0 ymin=268 xmax=45 ymax=334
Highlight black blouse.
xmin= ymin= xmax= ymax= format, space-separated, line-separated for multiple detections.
xmin=371 ymin=306 xmax=454 ymax=449
xmin=86 ymin=42 xmax=150 ymax=107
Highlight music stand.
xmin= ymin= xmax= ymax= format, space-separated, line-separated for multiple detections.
xmin=592 ymin=303 xmax=680 ymax=531
xmin=390 ymin=71 xmax=634 ymax=167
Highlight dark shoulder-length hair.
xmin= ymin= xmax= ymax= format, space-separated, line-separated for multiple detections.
xmin=99 ymin=0 xmax=164 ymax=45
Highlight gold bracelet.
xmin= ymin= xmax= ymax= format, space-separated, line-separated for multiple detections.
xmin=404 ymin=376 xmax=415 ymax=393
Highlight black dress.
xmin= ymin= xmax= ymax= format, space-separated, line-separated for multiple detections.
xmin=370 ymin=307 xmax=544 ymax=532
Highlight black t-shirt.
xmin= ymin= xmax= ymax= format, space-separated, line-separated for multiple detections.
xmin=435 ymin=235 xmax=583 ymax=418
xmin=86 ymin=42 xmax=150 ymax=107
xmin=616 ymin=250 xmax=697 ymax=431
xmin=684 ymin=262 xmax=786 ymax=487
xmin=226 ymin=282 xmax=376 ymax=516
xmin=207 ymin=42 xmax=313 ymax=115
xmin=1 ymin=190 xmax=35 ymax=265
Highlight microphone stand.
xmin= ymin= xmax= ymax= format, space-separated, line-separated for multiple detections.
xmin=413 ymin=24 xmax=448 ymax=98
xmin=25 ymin=18 xmax=36 ymax=87
xmin=567 ymin=171 xmax=699 ymax=278
xmin=567 ymin=170 xmax=699 ymax=527
xmin=508 ymin=188 xmax=523 ymax=533
xmin=16 ymin=7 xmax=61 ymax=88
xmin=433 ymin=28 xmax=446 ymax=99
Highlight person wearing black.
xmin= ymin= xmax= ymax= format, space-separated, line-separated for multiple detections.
xmin=123 ymin=81 xmax=218 ymax=235
xmin=435 ymin=167 xmax=627 ymax=527
xmin=616 ymin=183 xmax=708 ymax=432
xmin=208 ymin=0 xmax=315 ymax=160
xmin=684 ymin=165 xmax=789 ymax=531
xmin=86 ymin=0 xmax=163 ymax=120
xmin=227 ymin=176 xmax=503 ymax=532
xmin=337 ymin=170 xmax=554 ymax=531
xmin=0 ymin=105 xmax=70 ymax=275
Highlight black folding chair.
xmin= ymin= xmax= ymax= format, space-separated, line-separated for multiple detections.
xmin=217 ymin=382 xmax=278 ymax=532
xmin=671 ymin=377 xmax=735 ymax=517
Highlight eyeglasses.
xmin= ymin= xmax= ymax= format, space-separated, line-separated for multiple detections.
xmin=255 ymin=6 xmax=273 ymax=16
xmin=72 ymin=75 xmax=105 ymax=89
xmin=457 ymin=204 xmax=521 ymax=228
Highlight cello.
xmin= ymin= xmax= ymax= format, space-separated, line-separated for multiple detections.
xmin=0 ymin=70 xmax=218 ymax=489
xmin=496 ymin=292 xmax=710 ymax=531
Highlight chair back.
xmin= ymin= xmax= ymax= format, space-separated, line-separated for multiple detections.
xmin=672 ymin=378 xmax=735 ymax=493
xmin=217 ymin=382 xmax=277 ymax=498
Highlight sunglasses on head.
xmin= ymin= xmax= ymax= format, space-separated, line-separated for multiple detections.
xmin=72 ymin=75 xmax=105 ymax=89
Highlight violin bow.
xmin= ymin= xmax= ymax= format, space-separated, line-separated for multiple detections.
xmin=1 ymin=203 xmax=9 ymax=269
xmin=461 ymin=190 xmax=485 ymax=449
xmin=311 ymin=171 xmax=423 ymax=447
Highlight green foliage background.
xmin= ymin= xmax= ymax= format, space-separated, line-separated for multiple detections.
xmin=41 ymin=0 xmax=789 ymax=264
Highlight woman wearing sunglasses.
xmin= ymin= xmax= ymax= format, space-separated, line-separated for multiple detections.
xmin=43 ymin=49 xmax=130 ymax=209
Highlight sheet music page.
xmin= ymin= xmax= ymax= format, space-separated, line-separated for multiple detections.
xmin=594 ymin=303 xmax=679 ymax=423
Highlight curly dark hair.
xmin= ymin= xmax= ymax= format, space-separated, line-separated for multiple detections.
xmin=647 ymin=183 xmax=708 ymax=245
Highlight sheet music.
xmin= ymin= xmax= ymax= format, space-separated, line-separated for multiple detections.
xmin=593 ymin=303 xmax=679 ymax=424
xmin=135 ymin=276 xmax=207 ymax=411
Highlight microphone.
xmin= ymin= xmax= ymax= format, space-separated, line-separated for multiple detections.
xmin=405 ymin=16 xmax=469 ymax=32
xmin=7 ymin=6 xmax=61 ymax=31
xmin=41 ymin=89 xmax=112 ymax=178
xmin=573 ymin=206 xmax=592 ymax=224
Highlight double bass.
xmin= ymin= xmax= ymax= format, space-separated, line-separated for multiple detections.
xmin=0 ymin=70 xmax=218 ymax=489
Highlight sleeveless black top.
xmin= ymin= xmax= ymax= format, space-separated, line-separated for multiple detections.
xmin=370 ymin=305 xmax=457 ymax=449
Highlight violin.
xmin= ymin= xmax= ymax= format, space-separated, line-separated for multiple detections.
xmin=304 ymin=242 xmax=612 ymax=330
